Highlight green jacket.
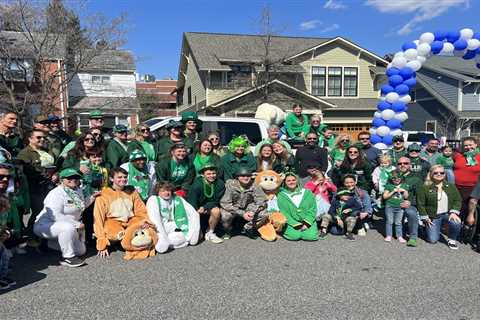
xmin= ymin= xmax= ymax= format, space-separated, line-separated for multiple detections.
xmin=388 ymin=148 xmax=408 ymax=165
xmin=331 ymin=162 xmax=373 ymax=192
xmin=402 ymin=172 xmax=423 ymax=206
xmin=221 ymin=151 xmax=257 ymax=181
xmin=155 ymin=137 xmax=194 ymax=160
xmin=155 ymin=157 xmax=195 ymax=191
xmin=277 ymin=188 xmax=317 ymax=228
xmin=416 ymin=182 xmax=461 ymax=219
xmin=0 ymin=132 xmax=23 ymax=157
xmin=187 ymin=176 xmax=225 ymax=210
xmin=17 ymin=145 xmax=55 ymax=192
xmin=285 ymin=113 xmax=310 ymax=138
xmin=105 ymin=139 xmax=129 ymax=169
xmin=47 ymin=132 xmax=67 ymax=161
xmin=127 ymin=139 xmax=156 ymax=162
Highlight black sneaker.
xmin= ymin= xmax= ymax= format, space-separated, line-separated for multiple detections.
xmin=243 ymin=227 xmax=258 ymax=239
xmin=2 ymin=277 xmax=16 ymax=287
xmin=318 ymin=230 xmax=328 ymax=240
xmin=447 ymin=240 xmax=458 ymax=250
xmin=60 ymin=256 xmax=86 ymax=268
xmin=0 ymin=279 xmax=10 ymax=290
xmin=345 ymin=233 xmax=355 ymax=241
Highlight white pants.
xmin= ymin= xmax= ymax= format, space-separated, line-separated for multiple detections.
xmin=34 ymin=220 xmax=86 ymax=258
xmin=156 ymin=221 xmax=189 ymax=253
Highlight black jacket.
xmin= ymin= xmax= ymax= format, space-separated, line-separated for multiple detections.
xmin=294 ymin=145 xmax=328 ymax=178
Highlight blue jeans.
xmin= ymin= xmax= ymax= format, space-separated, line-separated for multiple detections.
xmin=405 ymin=206 xmax=419 ymax=240
xmin=425 ymin=213 xmax=462 ymax=243
xmin=385 ymin=205 xmax=404 ymax=238
xmin=0 ymin=244 xmax=9 ymax=278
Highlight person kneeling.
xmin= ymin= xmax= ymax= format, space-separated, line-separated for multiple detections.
xmin=220 ymin=168 xmax=268 ymax=239
xmin=322 ymin=189 xmax=361 ymax=241
xmin=146 ymin=182 xmax=200 ymax=253
xmin=277 ymin=173 xmax=318 ymax=241
xmin=34 ymin=169 xmax=94 ymax=267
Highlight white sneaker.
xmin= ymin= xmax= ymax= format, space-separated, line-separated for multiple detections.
xmin=357 ymin=228 xmax=366 ymax=236
xmin=205 ymin=231 xmax=223 ymax=244
xmin=363 ymin=222 xmax=370 ymax=231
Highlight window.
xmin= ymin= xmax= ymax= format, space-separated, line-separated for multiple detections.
xmin=425 ymin=121 xmax=437 ymax=133
xmin=1 ymin=58 xmax=34 ymax=82
xmin=201 ymin=121 xmax=263 ymax=146
xmin=91 ymin=75 xmax=111 ymax=85
xmin=312 ymin=67 xmax=326 ymax=96
xmin=187 ymin=86 xmax=192 ymax=105
xmin=344 ymin=67 xmax=358 ymax=96
xmin=327 ymin=67 xmax=342 ymax=96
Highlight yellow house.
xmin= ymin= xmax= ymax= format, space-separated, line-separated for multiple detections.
xmin=176 ymin=32 xmax=388 ymax=138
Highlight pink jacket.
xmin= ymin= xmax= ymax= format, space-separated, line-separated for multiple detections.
xmin=304 ymin=179 xmax=337 ymax=203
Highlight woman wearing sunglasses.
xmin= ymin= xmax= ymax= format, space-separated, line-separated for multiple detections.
xmin=417 ymin=165 xmax=462 ymax=250
xmin=207 ymin=131 xmax=226 ymax=157
xmin=127 ymin=123 xmax=156 ymax=162
xmin=330 ymin=145 xmax=373 ymax=193
xmin=62 ymin=132 xmax=98 ymax=172
xmin=330 ymin=133 xmax=351 ymax=168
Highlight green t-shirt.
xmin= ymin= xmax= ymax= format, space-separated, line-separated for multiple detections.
xmin=384 ymin=183 xmax=409 ymax=207
xmin=436 ymin=155 xmax=454 ymax=169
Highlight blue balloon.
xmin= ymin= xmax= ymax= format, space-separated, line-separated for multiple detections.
xmin=387 ymin=119 xmax=402 ymax=129
xmin=404 ymin=105 xmax=409 ymax=112
xmin=391 ymin=101 xmax=406 ymax=112
xmin=377 ymin=101 xmax=391 ymax=111
xmin=446 ymin=31 xmax=460 ymax=43
xmin=371 ymin=134 xmax=382 ymax=144
xmin=395 ymin=84 xmax=410 ymax=95
xmin=474 ymin=32 xmax=480 ymax=40
xmin=382 ymin=135 xmax=394 ymax=145
xmin=476 ymin=63 xmax=480 ymax=69
xmin=454 ymin=39 xmax=468 ymax=51
xmin=372 ymin=118 xmax=385 ymax=128
xmin=434 ymin=31 xmax=447 ymax=41
xmin=381 ymin=85 xmax=395 ymax=95
xmin=476 ymin=48 xmax=480 ymax=55
xmin=389 ymin=75 xmax=404 ymax=87
xmin=386 ymin=67 xmax=400 ymax=77
xmin=399 ymin=67 xmax=414 ymax=80
xmin=402 ymin=42 xmax=417 ymax=51
xmin=463 ymin=50 xmax=477 ymax=60
xmin=403 ymin=78 xmax=417 ymax=88
xmin=431 ymin=41 xmax=444 ymax=54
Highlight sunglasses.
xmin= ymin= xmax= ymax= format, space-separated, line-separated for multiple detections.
xmin=394 ymin=141 xmax=403 ymax=143
xmin=349 ymin=151 xmax=359 ymax=154
xmin=359 ymin=137 xmax=370 ymax=141
xmin=307 ymin=137 xmax=318 ymax=140
xmin=33 ymin=136 xmax=45 ymax=140
xmin=341 ymin=139 xmax=350 ymax=143
xmin=209 ymin=137 xmax=219 ymax=141
xmin=140 ymin=128 xmax=150 ymax=133
xmin=117 ymin=131 xmax=128 ymax=134
xmin=397 ymin=162 xmax=410 ymax=165
xmin=0 ymin=174 xmax=11 ymax=180
xmin=433 ymin=172 xmax=445 ymax=176
xmin=64 ymin=176 xmax=81 ymax=180
xmin=92 ymin=132 xmax=101 ymax=136
xmin=84 ymin=138 xmax=95 ymax=142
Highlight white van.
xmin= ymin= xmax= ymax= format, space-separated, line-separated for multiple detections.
xmin=145 ymin=116 xmax=270 ymax=147
xmin=402 ymin=131 xmax=437 ymax=148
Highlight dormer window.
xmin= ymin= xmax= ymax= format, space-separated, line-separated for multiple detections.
xmin=91 ymin=75 xmax=111 ymax=85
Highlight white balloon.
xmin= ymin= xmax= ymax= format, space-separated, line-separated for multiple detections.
xmin=406 ymin=60 xmax=422 ymax=71
xmin=394 ymin=51 xmax=405 ymax=58
xmin=417 ymin=43 xmax=431 ymax=56
xmin=460 ymin=28 xmax=474 ymax=40
xmin=419 ymin=32 xmax=435 ymax=44
xmin=404 ymin=48 xmax=418 ymax=61
xmin=374 ymin=142 xmax=388 ymax=149
xmin=390 ymin=129 xmax=402 ymax=137
xmin=374 ymin=111 xmax=381 ymax=118
xmin=392 ymin=56 xmax=407 ymax=69
xmin=379 ymin=96 xmax=386 ymax=101
xmin=387 ymin=62 xmax=393 ymax=69
xmin=394 ymin=112 xmax=409 ymax=122
xmin=385 ymin=92 xmax=399 ymax=103
xmin=441 ymin=42 xmax=455 ymax=54
xmin=467 ymin=39 xmax=480 ymax=51
xmin=416 ymin=55 xmax=427 ymax=63
xmin=453 ymin=50 xmax=466 ymax=57
xmin=381 ymin=109 xmax=395 ymax=120
xmin=399 ymin=94 xmax=412 ymax=104
xmin=369 ymin=127 xmax=377 ymax=136
xmin=475 ymin=55 xmax=480 ymax=63
xmin=413 ymin=40 xmax=420 ymax=46
xmin=376 ymin=126 xmax=390 ymax=137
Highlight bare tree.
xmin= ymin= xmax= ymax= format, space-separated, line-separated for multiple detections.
xmin=0 ymin=0 xmax=127 ymax=131
xmin=437 ymin=108 xmax=472 ymax=139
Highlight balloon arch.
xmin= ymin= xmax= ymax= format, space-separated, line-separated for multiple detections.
xmin=369 ymin=28 xmax=480 ymax=148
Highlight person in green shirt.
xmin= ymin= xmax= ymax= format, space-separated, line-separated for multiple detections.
xmin=120 ymin=149 xmax=156 ymax=202
xmin=105 ymin=124 xmax=129 ymax=169
xmin=221 ymin=136 xmax=256 ymax=181
xmin=330 ymin=133 xmax=351 ymax=168
xmin=285 ymin=104 xmax=310 ymax=141
xmin=388 ymin=135 xmax=408 ymax=165
xmin=155 ymin=120 xmax=194 ymax=159
xmin=436 ymin=145 xmax=454 ymax=183
xmin=127 ymin=123 xmax=156 ymax=162
xmin=192 ymin=139 xmax=223 ymax=178
xmin=181 ymin=111 xmax=203 ymax=143
xmin=383 ymin=170 xmax=409 ymax=243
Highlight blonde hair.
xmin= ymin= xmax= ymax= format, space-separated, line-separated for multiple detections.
xmin=425 ymin=164 xmax=446 ymax=186
xmin=379 ymin=154 xmax=392 ymax=166
xmin=334 ymin=133 xmax=350 ymax=148
xmin=310 ymin=114 xmax=321 ymax=123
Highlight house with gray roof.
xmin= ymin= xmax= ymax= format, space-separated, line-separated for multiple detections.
xmin=372 ymin=55 xmax=480 ymax=139
xmin=68 ymin=49 xmax=140 ymax=129
xmin=177 ymin=31 xmax=388 ymax=138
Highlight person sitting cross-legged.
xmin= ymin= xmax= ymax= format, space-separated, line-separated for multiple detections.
xmin=322 ymin=188 xmax=362 ymax=241
xmin=146 ymin=182 xmax=200 ymax=253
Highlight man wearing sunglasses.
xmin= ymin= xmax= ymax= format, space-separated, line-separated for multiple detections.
xmin=407 ymin=143 xmax=431 ymax=180
xmin=388 ymin=135 xmax=408 ymax=165
xmin=357 ymin=131 xmax=382 ymax=168
xmin=105 ymin=124 xmax=130 ymax=169
xmin=294 ymin=132 xmax=328 ymax=184
xmin=155 ymin=120 xmax=194 ymax=158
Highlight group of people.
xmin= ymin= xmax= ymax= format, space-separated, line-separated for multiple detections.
xmin=0 ymin=105 xmax=479 ymax=290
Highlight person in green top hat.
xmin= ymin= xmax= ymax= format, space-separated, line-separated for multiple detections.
xmin=155 ymin=120 xmax=194 ymax=159
xmin=187 ymin=163 xmax=225 ymax=244
xmin=105 ymin=124 xmax=129 ymax=169
xmin=127 ymin=123 xmax=156 ymax=162
xmin=285 ymin=104 xmax=310 ymax=141
xmin=120 ymin=149 xmax=156 ymax=202
xmin=181 ymin=111 xmax=203 ymax=143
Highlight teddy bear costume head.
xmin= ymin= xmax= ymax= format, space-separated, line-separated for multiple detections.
xmin=255 ymin=170 xmax=283 ymax=200
xmin=120 ymin=220 xmax=158 ymax=260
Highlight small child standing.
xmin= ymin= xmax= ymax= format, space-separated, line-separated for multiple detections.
xmin=0 ymin=195 xmax=15 ymax=290
xmin=372 ymin=155 xmax=396 ymax=208
xmin=436 ymin=146 xmax=455 ymax=183
xmin=321 ymin=189 xmax=361 ymax=241
xmin=382 ymin=170 xmax=409 ymax=243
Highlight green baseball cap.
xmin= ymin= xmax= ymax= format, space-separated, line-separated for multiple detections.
xmin=336 ymin=189 xmax=353 ymax=198
xmin=407 ymin=143 xmax=421 ymax=152
xmin=235 ymin=167 xmax=253 ymax=177
xmin=59 ymin=168 xmax=82 ymax=179
xmin=199 ymin=162 xmax=217 ymax=173
xmin=165 ymin=120 xmax=185 ymax=130
xmin=129 ymin=149 xmax=147 ymax=161
xmin=89 ymin=109 xmax=104 ymax=119
xmin=113 ymin=124 xmax=128 ymax=133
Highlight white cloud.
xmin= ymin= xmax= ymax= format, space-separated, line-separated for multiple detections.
xmin=324 ymin=0 xmax=347 ymax=10
xmin=365 ymin=0 xmax=470 ymax=35
xmin=319 ymin=23 xmax=340 ymax=34
xmin=300 ymin=20 xmax=322 ymax=30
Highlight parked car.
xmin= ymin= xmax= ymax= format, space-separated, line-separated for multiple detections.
xmin=146 ymin=116 xmax=269 ymax=147
xmin=402 ymin=131 xmax=437 ymax=148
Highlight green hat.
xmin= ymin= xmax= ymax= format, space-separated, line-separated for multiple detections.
xmin=235 ymin=167 xmax=253 ymax=177
xmin=170 ymin=142 xmax=186 ymax=151
xmin=165 ymin=120 xmax=185 ymax=130
xmin=129 ymin=149 xmax=147 ymax=161
xmin=59 ymin=168 xmax=82 ymax=179
xmin=113 ymin=124 xmax=128 ymax=133
xmin=336 ymin=188 xmax=353 ymax=198
xmin=407 ymin=143 xmax=421 ymax=152
xmin=181 ymin=111 xmax=202 ymax=124
xmin=199 ymin=162 xmax=217 ymax=173
xmin=89 ymin=109 xmax=104 ymax=119
xmin=392 ymin=135 xmax=404 ymax=142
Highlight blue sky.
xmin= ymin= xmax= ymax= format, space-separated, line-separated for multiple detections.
xmin=85 ymin=0 xmax=477 ymax=79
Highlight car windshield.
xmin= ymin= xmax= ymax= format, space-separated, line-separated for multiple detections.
xmin=408 ymin=133 xmax=435 ymax=145
xmin=144 ymin=118 xmax=163 ymax=127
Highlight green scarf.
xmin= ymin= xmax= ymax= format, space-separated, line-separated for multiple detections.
xmin=379 ymin=166 xmax=394 ymax=187
xmin=63 ymin=186 xmax=85 ymax=212
xmin=128 ymin=162 xmax=150 ymax=201
xmin=140 ymin=141 xmax=156 ymax=161
xmin=464 ymin=150 xmax=479 ymax=166
xmin=156 ymin=196 xmax=189 ymax=235
xmin=193 ymin=153 xmax=212 ymax=175
xmin=170 ymin=159 xmax=188 ymax=184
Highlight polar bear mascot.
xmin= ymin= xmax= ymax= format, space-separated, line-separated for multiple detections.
xmin=254 ymin=103 xmax=286 ymax=126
